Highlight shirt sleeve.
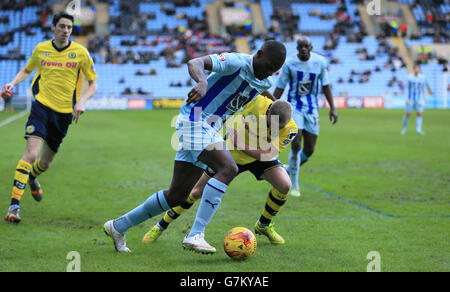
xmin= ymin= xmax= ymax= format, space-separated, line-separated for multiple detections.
xmin=81 ymin=48 xmax=98 ymax=81
xmin=319 ymin=58 xmax=330 ymax=87
xmin=25 ymin=47 xmax=41 ymax=72
xmin=210 ymin=52 xmax=242 ymax=75
xmin=275 ymin=63 xmax=290 ymax=90
xmin=278 ymin=123 xmax=298 ymax=153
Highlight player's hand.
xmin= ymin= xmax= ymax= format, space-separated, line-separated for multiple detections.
xmin=186 ymin=80 xmax=207 ymax=105
xmin=2 ymin=83 xmax=14 ymax=95
xmin=406 ymin=100 xmax=409 ymax=105
xmin=73 ymin=102 xmax=85 ymax=124
xmin=329 ymin=108 xmax=338 ymax=124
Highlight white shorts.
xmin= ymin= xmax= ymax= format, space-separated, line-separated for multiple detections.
xmin=406 ymin=100 xmax=425 ymax=113
xmin=292 ymin=110 xmax=319 ymax=136
xmin=174 ymin=115 xmax=224 ymax=170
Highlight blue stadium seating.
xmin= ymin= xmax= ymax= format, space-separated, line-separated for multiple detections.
xmin=0 ymin=0 xmax=446 ymax=104
xmin=291 ymin=3 xmax=338 ymax=33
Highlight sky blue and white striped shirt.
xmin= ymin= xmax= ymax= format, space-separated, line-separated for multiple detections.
xmin=276 ymin=52 xmax=329 ymax=115
xmin=407 ymin=74 xmax=427 ymax=103
xmin=179 ymin=53 xmax=273 ymax=127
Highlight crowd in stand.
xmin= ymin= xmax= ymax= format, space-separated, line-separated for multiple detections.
xmin=0 ymin=0 xmax=53 ymax=60
xmin=0 ymin=0 xmax=448 ymax=97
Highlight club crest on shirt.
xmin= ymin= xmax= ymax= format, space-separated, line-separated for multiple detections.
xmin=68 ymin=52 xmax=77 ymax=59
xmin=26 ymin=125 xmax=35 ymax=134
xmin=227 ymin=93 xmax=251 ymax=112
xmin=298 ymin=80 xmax=312 ymax=95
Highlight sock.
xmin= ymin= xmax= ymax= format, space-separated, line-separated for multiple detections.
xmin=188 ymin=178 xmax=228 ymax=237
xmin=158 ymin=193 xmax=198 ymax=230
xmin=10 ymin=160 xmax=32 ymax=207
xmin=29 ymin=159 xmax=46 ymax=180
xmin=287 ymin=149 xmax=309 ymax=190
xmin=259 ymin=188 xmax=289 ymax=226
xmin=402 ymin=116 xmax=409 ymax=131
xmin=416 ymin=116 xmax=423 ymax=132
xmin=287 ymin=149 xmax=300 ymax=190
xmin=113 ymin=190 xmax=170 ymax=234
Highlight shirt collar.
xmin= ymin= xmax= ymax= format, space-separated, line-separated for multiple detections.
xmin=52 ymin=40 xmax=71 ymax=52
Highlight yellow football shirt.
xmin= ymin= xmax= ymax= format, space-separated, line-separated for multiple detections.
xmin=25 ymin=40 xmax=98 ymax=113
xmin=226 ymin=95 xmax=298 ymax=165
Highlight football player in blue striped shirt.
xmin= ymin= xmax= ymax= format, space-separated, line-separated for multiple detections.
xmin=274 ymin=36 xmax=338 ymax=197
xmin=401 ymin=63 xmax=431 ymax=135
xmin=104 ymin=40 xmax=286 ymax=253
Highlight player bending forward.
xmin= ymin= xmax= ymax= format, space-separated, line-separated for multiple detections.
xmin=142 ymin=95 xmax=298 ymax=249
xmin=103 ymin=41 xmax=286 ymax=252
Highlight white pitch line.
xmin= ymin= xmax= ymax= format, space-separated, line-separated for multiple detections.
xmin=0 ymin=110 xmax=28 ymax=128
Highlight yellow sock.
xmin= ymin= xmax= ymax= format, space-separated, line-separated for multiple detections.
xmin=30 ymin=159 xmax=46 ymax=179
xmin=160 ymin=193 xmax=198 ymax=229
xmin=260 ymin=187 xmax=288 ymax=225
xmin=11 ymin=160 xmax=32 ymax=203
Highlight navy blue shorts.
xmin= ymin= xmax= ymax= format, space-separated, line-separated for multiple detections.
xmin=24 ymin=100 xmax=73 ymax=153
xmin=205 ymin=159 xmax=283 ymax=180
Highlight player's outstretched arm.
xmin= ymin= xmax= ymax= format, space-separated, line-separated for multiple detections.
xmin=323 ymin=84 xmax=338 ymax=124
xmin=73 ymin=79 xmax=98 ymax=124
xmin=2 ymin=67 xmax=32 ymax=94
xmin=186 ymin=56 xmax=212 ymax=105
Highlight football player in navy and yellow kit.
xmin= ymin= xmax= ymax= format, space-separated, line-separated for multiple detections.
xmin=142 ymin=95 xmax=298 ymax=245
xmin=3 ymin=12 xmax=98 ymax=224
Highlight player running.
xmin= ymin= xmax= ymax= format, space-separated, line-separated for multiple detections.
xmin=142 ymin=95 xmax=298 ymax=248
xmin=3 ymin=12 xmax=98 ymax=224
xmin=103 ymin=41 xmax=286 ymax=253
xmin=273 ymin=36 xmax=338 ymax=197
xmin=401 ymin=63 xmax=431 ymax=135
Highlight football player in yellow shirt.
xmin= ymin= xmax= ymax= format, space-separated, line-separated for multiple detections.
xmin=3 ymin=12 xmax=98 ymax=224
xmin=143 ymin=95 xmax=298 ymax=245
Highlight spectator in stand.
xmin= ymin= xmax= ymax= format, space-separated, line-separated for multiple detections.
xmin=426 ymin=10 xmax=434 ymax=24
xmin=390 ymin=20 xmax=399 ymax=36
xmin=417 ymin=45 xmax=431 ymax=64
xmin=399 ymin=21 xmax=407 ymax=38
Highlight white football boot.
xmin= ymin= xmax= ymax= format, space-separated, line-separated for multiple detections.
xmin=182 ymin=233 xmax=216 ymax=254
xmin=103 ymin=220 xmax=131 ymax=252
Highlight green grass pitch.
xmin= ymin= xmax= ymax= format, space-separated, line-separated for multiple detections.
xmin=0 ymin=109 xmax=448 ymax=272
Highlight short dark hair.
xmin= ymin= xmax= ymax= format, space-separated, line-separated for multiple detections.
xmin=52 ymin=12 xmax=74 ymax=26
xmin=261 ymin=40 xmax=287 ymax=62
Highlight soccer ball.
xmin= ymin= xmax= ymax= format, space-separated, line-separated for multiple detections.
xmin=223 ymin=227 xmax=257 ymax=260
xmin=1 ymin=90 xmax=12 ymax=99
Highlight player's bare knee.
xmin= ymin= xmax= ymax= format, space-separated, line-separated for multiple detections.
xmin=224 ymin=163 xmax=239 ymax=181
xmin=39 ymin=159 xmax=51 ymax=169
xmin=22 ymin=151 xmax=39 ymax=164
xmin=276 ymin=182 xmax=291 ymax=195
xmin=216 ymin=163 xmax=238 ymax=184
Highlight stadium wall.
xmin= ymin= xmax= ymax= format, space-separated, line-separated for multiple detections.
xmin=74 ymin=95 xmax=445 ymax=110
